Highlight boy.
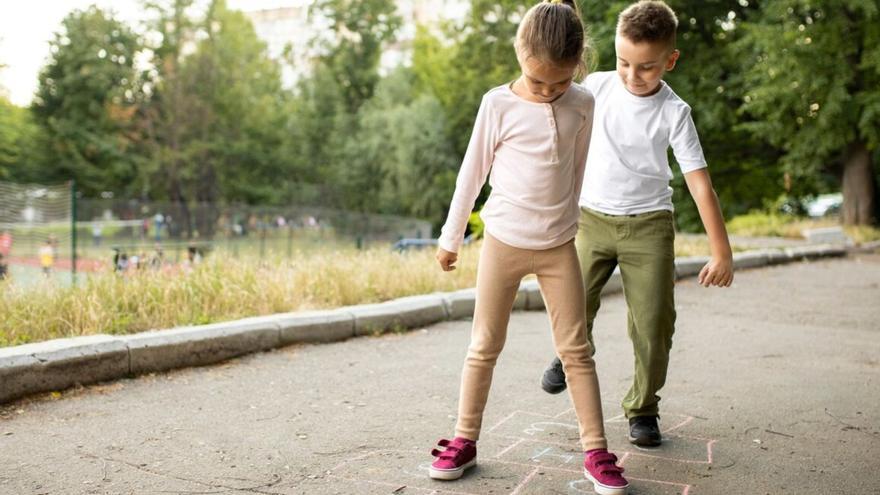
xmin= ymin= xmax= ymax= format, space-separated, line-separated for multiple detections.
xmin=540 ymin=0 xmax=734 ymax=447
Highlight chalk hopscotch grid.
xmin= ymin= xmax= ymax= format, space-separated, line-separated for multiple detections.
xmin=490 ymin=409 xmax=716 ymax=465
xmin=325 ymin=406 xmax=715 ymax=494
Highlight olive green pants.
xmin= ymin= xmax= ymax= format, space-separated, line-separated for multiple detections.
xmin=576 ymin=207 xmax=676 ymax=419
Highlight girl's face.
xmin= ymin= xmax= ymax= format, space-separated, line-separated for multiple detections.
xmin=517 ymin=53 xmax=576 ymax=103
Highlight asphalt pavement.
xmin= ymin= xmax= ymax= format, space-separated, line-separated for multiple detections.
xmin=1 ymin=254 xmax=878 ymax=495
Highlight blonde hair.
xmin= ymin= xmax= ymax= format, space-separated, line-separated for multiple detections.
xmin=617 ymin=0 xmax=678 ymax=49
xmin=515 ymin=0 xmax=589 ymax=78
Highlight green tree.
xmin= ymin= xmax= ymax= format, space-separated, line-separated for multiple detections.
xmin=293 ymin=0 xmax=401 ymax=210
xmin=31 ymin=6 xmax=142 ymax=196
xmin=286 ymin=64 xmax=349 ymax=192
xmin=310 ymin=0 xmax=402 ymax=114
xmin=345 ymin=68 xmax=459 ymax=222
xmin=176 ymin=0 xmax=290 ymax=206
xmin=0 ymin=97 xmax=45 ymax=181
xmin=141 ymin=0 xmax=291 ymax=235
xmin=737 ymin=0 xmax=880 ymax=225
xmin=139 ymin=0 xmax=200 ymax=235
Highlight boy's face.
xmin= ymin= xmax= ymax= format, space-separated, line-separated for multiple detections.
xmin=615 ymin=34 xmax=679 ymax=97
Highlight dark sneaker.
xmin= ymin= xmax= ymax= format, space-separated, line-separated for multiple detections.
xmin=429 ymin=437 xmax=477 ymax=480
xmin=584 ymin=448 xmax=628 ymax=495
xmin=541 ymin=356 xmax=567 ymax=394
xmin=628 ymin=415 xmax=662 ymax=447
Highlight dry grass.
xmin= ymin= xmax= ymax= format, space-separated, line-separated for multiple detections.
xmin=726 ymin=213 xmax=837 ymax=238
xmin=843 ymin=225 xmax=880 ymax=244
xmin=726 ymin=212 xmax=880 ymax=243
xmin=0 ymin=244 xmax=480 ymax=346
xmin=673 ymin=235 xmax=746 ymax=257
xmin=0 ymin=235 xmax=740 ymax=347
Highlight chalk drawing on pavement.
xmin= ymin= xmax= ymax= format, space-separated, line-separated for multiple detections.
xmin=325 ymin=407 xmax=718 ymax=494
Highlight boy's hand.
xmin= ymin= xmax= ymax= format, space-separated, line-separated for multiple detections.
xmin=698 ymin=256 xmax=734 ymax=287
xmin=436 ymin=248 xmax=458 ymax=272
xmin=684 ymin=169 xmax=734 ymax=289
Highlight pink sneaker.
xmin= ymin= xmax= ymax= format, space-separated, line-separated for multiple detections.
xmin=584 ymin=448 xmax=628 ymax=495
xmin=429 ymin=437 xmax=477 ymax=480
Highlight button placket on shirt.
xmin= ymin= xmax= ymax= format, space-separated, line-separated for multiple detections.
xmin=545 ymin=104 xmax=559 ymax=163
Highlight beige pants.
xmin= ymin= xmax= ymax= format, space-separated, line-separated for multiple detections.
xmin=455 ymin=233 xmax=607 ymax=451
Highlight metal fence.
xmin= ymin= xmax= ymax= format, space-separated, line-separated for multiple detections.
xmin=0 ymin=182 xmax=434 ymax=286
xmin=75 ymin=199 xmax=434 ymax=265
xmin=0 ymin=181 xmax=75 ymax=286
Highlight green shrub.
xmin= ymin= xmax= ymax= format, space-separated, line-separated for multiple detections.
xmin=726 ymin=211 xmax=799 ymax=238
xmin=467 ymin=211 xmax=484 ymax=240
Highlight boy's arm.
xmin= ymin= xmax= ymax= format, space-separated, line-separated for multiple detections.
xmin=683 ymin=168 xmax=734 ymax=287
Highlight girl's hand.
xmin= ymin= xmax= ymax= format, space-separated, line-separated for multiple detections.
xmin=436 ymin=248 xmax=458 ymax=272
xmin=698 ymin=255 xmax=734 ymax=287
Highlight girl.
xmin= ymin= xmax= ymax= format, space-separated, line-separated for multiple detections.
xmin=429 ymin=1 xmax=628 ymax=494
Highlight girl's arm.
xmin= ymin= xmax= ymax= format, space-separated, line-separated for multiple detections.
xmin=436 ymin=96 xmax=498 ymax=270
xmin=683 ymin=168 xmax=733 ymax=287
xmin=571 ymin=95 xmax=595 ymax=201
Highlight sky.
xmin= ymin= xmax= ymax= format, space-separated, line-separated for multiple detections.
xmin=0 ymin=0 xmax=300 ymax=106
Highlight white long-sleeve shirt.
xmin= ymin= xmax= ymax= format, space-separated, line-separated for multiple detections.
xmin=580 ymin=71 xmax=707 ymax=215
xmin=439 ymin=83 xmax=594 ymax=253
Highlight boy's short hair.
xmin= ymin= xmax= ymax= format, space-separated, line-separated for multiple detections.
xmin=617 ymin=0 xmax=678 ymax=49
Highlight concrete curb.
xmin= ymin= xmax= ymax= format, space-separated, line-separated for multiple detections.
xmin=675 ymin=256 xmax=709 ymax=279
xmin=442 ymin=288 xmax=476 ymax=320
xmin=848 ymin=240 xmax=880 ymax=254
xmin=0 ymin=243 xmax=857 ymax=404
xmin=348 ymin=294 xmax=448 ymax=337
xmin=122 ymin=319 xmax=281 ymax=375
xmin=732 ymin=251 xmax=769 ymax=270
xmin=273 ymin=310 xmax=355 ymax=345
xmin=0 ymin=335 xmax=128 ymax=404
xmin=784 ymin=243 xmax=847 ymax=260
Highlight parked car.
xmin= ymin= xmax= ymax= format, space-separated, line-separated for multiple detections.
xmin=392 ymin=235 xmax=476 ymax=252
xmin=804 ymin=193 xmax=843 ymax=218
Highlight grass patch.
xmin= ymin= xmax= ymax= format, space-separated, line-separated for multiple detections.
xmin=843 ymin=225 xmax=880 ymax=244
xmin=727 ymin=212 xmax=880 ymax=243
xmin=0 ymin=244 xmax=479 ymax=347
xmin=673 ymin=236 xmax=746 ymax=257
xmin=0 ymin=235 xmax=749 ymax=347
xmin=727 ymin=212 xmax=834 ymax=238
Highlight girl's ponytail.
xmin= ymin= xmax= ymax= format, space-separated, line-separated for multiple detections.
xmin=517 ymin=0 xmax=589 ymax=77
xmin=546 ymin=0 xmax=581 ymax=18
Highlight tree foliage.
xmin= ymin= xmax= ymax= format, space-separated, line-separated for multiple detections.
xmin=31 ymin=6 xmax=142 ymax=196
xmin=8 ymin=0 xmax=877 ymax=230
xmin=293 ymin=0 xmax=402 ymax=210
xmin=737 ymin=0 xmax=880 ymax=224
xmin=344 ymin=69 xmax=459 ymax=220
xmin=175 ymin=0 xmax=289 ymax=204
xmin=137 ymin=0 xmax=293 ymax=235
xmin=0 ymin=96 xmax=46 ymax=181
xmin=310 ymin=0 xmax=402 ymax=114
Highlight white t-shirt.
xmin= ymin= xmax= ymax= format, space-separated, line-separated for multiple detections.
xmin=439 ymin=83 xmax=594 ymax=253
xmin=580 ymin=71 xmax=707 ymax=215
